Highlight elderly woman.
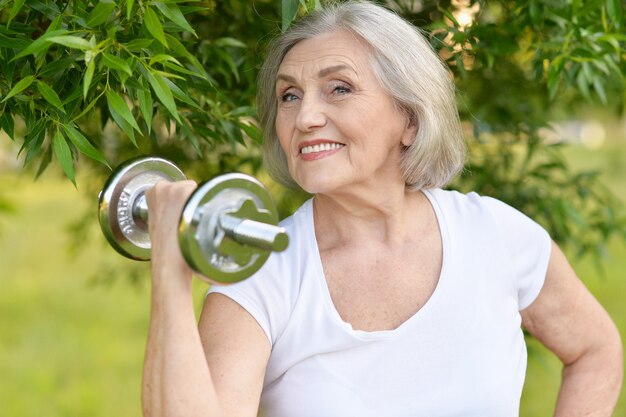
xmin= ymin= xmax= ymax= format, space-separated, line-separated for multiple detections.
xmin=142 ymin=1 xmax=622 ymax=416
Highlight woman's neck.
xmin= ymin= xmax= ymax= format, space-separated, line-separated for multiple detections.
xmin=312 ymin=185 xmax=429 ymax=250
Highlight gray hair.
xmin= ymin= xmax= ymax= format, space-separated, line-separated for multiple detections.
xmin=257 ymin=0 xmax=465 ymax=191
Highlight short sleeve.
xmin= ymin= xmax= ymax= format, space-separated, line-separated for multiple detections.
xmin=206 ymin=209 xmax=305 ymax=346
xmin=482 ymin=197 xmax=553 ymax=310
xmin=207 ymin=255 xmax=288 ymax=345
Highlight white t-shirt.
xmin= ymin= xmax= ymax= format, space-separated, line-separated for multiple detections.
xmin=208 ymin=188 xmax=552 ymax=417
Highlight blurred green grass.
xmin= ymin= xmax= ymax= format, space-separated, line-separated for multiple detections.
xmin=0 ymin=174 xmax=149 ymax=417
xmin=0 ymin=133 xmax=625 ymax=416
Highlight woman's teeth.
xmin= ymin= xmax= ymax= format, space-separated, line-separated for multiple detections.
xmin=300 ymin=143 xmax=344 ymax=155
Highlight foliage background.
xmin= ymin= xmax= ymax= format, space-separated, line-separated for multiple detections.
xmin=0 ymin=0 xmax=625 ymax=415
xmin=0 ymin=0 xmax=624 ymax=256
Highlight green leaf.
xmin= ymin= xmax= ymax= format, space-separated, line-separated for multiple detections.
xmin=108 ymin=109 xmax=137 ymax=146
xmin=137 ymin=87 xmax=153 ymax=134
xmin=48 ymin=14 xmax=63 ymax=31
xmin=529 ymin=0 xmax=541 ymax=27
xmin=62 ymin=124 xmax=110 ymax=168
xmin=597 ymin=34 xmax=622 ymax=56
xmin=227 ymin=106 xmax=254 ymax=118
xmin=178 ymin=5 xmax=209 ymax=14
xmin=24 ymin=129 xmax=46 ymax=167
xmin=308 ymin=0 xmax=321 ymax=10
xmin=72 ymin=90 xmax=103 ymax=122
xmin=576 ymin=70 xmax=592 ymax=101
xmin=606 ymin=0 xmax=622 ymax=28
xmin=163 ymin=77 xmax=200 ymax=109
xmin=163 ymin=34 xmax=191 ymax=57
xmin=28 ymin=0 xmax=60 ymax=19
xmin=8 ymin=0 xmax=27 ymax=26
xmin=0 ymin=33 xmax=29 ymax=50
xmin=35 ymin=80 xmax=65 ymax=112
xmin=151 ymin=69 xmax=185 ymax=81
xmin=39 ymin=57 xmax=74 ymax=78
xmin=214 ymin=48 xmax=240 ymax=82
xmin=53 ymin=129 xmax=76 ymax=185
xmin=0 ymin=112 xmax=15 ymax=139
xmin=581 ymin=61 xmax=593 ymax=83
xmin=282 ymin=0 xmax=300 ymax=32
xmin=239 ymin=122 xmax=262 ymax=144
xmin=592 ymin=59 xmax=610 ymax=76
xmin=180 ymin=123 xmax=201 ymax=154
xmin=153 ymin=1 xmax=196 ymax=36
xmin=86 ymin=2 xmax=116 ymax=27
xmin=163 ymin=61 xmax=204 ymax=78
xmin=127 ymin=0 xmax=135 ymax=20
xmin=84 ymin=59 xmax=95 ymax=99
xmin=592 ymin=77 xmax=607 ymax=104
xmin=164 ymin=34 xmax=209 ymax=80
xmin=0 ymin=51 xmax=17 ymax=87
xmin=603 ymin=55 xmax=621 ymax=76
xmin=219 ymin=118 xmax=243 ymax=145
xmin=125 ymin=38 xmax=153 ymax=51
xmin=105 ymin=90 xmax=141 ymax=132
xmin=1 ymin=75 xmax=34 ymax=102
xmin=12 ymin=30 xmax=68 ymax=60
xmin=144 ymin=7 xmax=168 ymax=48
xmin=149 ymin=54 xmax=182 ymax=66
xmin=102 ymin=53 xmax=132 ymax=75
xmin=35 ymin=146 xmax=53 ymax=180
xmin=47 ymin=35 xmax=92 ymax=50
xmin=144 ymin=71 xmax=180 ymax=122
xmin=213 ymin=37 xmax=247 ymax=48
xmin=547 ymin=56 xmax=565 ymax=101
xmin=20 ymin=119 xmax=46 ymax=162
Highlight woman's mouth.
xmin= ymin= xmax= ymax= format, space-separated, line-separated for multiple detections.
xmin=300 ymin=142 xmax=345 ymax=155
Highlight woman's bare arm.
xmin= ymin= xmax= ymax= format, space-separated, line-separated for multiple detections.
xmin=198 ymin=293 xmax=271 ymax=415
xmin=142 ymin=181 xmax=270 ymax=417
xmin=522 ymin=241 xmax=623 ymax=417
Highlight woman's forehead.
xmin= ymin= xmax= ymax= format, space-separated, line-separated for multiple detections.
xmin=277 ymin=31 xmax=373 ymax=78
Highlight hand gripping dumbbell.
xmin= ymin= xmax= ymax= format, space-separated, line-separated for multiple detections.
xmin=98 ymin=156 xmax=288 ymax=284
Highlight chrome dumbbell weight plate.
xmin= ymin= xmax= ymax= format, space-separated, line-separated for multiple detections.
xmin=98 ymin=157 xmax=186 ymax=260
xmin=179 ymin=173 xmax=287 ymax=284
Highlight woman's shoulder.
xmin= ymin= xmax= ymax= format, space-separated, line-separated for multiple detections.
xmin=278 ymin=198 xmax=314 ymax=231
xmin=424 ymin=187 xmax=504 ymax=217
xmin=424 ymin=187 xmax=549 ymax=240
xmin=425 ymin=188 xmax=525 ymax=217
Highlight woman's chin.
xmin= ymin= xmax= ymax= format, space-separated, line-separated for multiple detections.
xmin=295 ymin=177 xmax=343 ymax=195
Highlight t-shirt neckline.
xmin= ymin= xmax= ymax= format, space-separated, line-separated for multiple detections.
xmin=304 ymin=189 xmax=450 ymax=340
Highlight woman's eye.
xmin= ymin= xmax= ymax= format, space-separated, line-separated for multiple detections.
xmin=280 ymin=92 xmax=299 ymax=102
xmin=332 ymin=84 xmax=351 ymax=95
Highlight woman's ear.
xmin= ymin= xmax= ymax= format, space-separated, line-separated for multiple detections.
xmin=401 ymin=114 xmax=418 ymax=147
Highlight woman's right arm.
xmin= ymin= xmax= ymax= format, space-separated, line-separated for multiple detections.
xmin=142 ymin=181 xmax=271 ymax=417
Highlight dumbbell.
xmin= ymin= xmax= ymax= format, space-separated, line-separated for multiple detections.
xmin=98 ymin=156 xmax=288 ymax=284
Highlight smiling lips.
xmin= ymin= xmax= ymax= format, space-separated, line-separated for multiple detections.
xmin=299 ymin=141 xmax=345 ymax=161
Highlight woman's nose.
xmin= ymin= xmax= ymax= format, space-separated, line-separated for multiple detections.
xmin=295 ymin=94 xmax=327 ymax=132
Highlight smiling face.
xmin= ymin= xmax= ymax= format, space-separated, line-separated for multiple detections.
xmin=274 ymin=30 xmax=416 ymax=195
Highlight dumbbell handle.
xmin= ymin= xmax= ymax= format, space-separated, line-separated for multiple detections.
xmin=219 ymin=213 xmax=288 ymax=252
xmin=132 ymin=193 xmax=149 ymax=227
xmin=131 ymin=192 xmax=288 ymax=252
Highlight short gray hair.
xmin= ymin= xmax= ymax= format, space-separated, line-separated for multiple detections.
xmin=257 ymin=0 xmax=465 ymax=191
